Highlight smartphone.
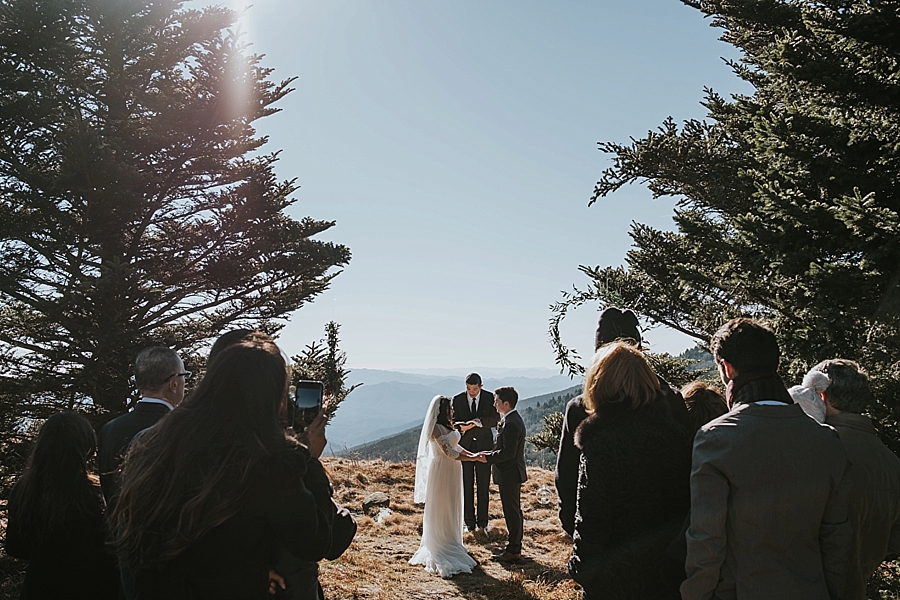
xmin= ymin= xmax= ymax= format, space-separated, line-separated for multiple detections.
xmin=290 ymin=380 xmax=324 ymax=429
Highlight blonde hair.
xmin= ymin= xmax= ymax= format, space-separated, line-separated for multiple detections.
xmin=583 ymin=341 xmax=660 ymax=413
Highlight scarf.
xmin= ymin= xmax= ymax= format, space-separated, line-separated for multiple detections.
xmin=726 ymin=371 xmax=793 ymax=408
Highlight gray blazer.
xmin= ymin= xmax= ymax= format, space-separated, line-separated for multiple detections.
xmin=826 ymin=412 xmax=900 ymax=600
xmin=682 ymin=402 xmax=852 ymax=600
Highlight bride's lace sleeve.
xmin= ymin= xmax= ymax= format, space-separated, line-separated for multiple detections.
xmin=431 ymin=425 xmax=461 ymax=459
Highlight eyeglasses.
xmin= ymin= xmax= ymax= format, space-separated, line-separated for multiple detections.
xmin=166 ymin=371 xmax=193 ymax=382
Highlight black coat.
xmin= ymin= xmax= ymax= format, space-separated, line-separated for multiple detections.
xmin=484 ymin=410 xmax=527 ymax=485
xmin=133 ymin=447 xmax=351 ymax=600
xmin=568 ymin=399 xmax=691 ymax=600
xmin=5 ymin=485 xmax=119 ymax=600
xmin=452 ymin=389 xmax=500 ymax=452
xmin=273 ymin=457 xmax=357 ymax=600
xmin=99 ymin=401 xmax=171 ymax=503
xmin=556 ymin=379 xmax=688 ymax=538
xmin=555 ymin=394 xmax=589 ymax=536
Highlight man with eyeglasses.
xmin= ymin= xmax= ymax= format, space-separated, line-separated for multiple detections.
xmin=99 ymin=346 xmax=188 ymax=504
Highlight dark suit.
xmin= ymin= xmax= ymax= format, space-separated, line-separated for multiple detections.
xmin=452 ymin=389 xmax=500 ymax=530
xmin=485 ymin=409 xmax=527 ymax=554
xmin=99 ymin=401 xmax=171 ymax=504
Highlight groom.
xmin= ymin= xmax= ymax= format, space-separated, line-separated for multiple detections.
xmin=482 ymin=386 xmax=527 ymax=562
xmin=453 ymin=373 xmax=500 ymax=532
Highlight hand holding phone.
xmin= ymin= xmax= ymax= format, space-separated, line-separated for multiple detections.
xmin=289 ymin=380 xmax=324 ymax=431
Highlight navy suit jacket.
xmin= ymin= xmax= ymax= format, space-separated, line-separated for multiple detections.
xmin=485 ymin=410 xmax=527 ymax=485
xmin=98 ymin=401 xmax=171 ymax=503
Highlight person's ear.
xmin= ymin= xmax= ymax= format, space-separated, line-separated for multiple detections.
xmin=720 ymin=359 xmax=738 ymax=381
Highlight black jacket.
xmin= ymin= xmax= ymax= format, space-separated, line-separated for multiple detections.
xmin=556 ymin=379 xmax=688 ymax=537
xmin=273 ymin=456 xmax=357 ymax=600
xmin=6 ymin=485 xmax=119 ymax=600
xmin=484 ymin=410 xmax=527 ymax=485
xmin=568 ymin=399 xmax=691 ymax=600
xmin=452 ymin=389 xmax=500 ymax=452
xmin=555 ymin=394 xmax=589 ymax=536
xmin=99 ymin=401 xmax=171 ymax=503
xmin=132 ymin=447 xmax=347 ymax=600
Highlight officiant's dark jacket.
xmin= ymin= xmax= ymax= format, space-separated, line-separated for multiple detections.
xmin=486 ymin=410 xmax=527 ymax=484
xmin=452 ymin=389 xmax=500 ymax=452
xmin=99 ymin=401 xmax=171 ymax=504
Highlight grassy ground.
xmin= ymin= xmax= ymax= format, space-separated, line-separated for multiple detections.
xmin=322 ymin=459 xmax=580 ymax=600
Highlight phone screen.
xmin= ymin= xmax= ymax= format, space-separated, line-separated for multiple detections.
xmin=294 ymin=381 xmax=323 ymax=409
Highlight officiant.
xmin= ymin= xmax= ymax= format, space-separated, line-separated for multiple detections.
xmin=452 ymin=373 xmax=500 ymax=532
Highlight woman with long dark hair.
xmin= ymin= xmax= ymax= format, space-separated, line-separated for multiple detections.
xmin=5 ymin=412 xmax=119 ymax=600
xmin=410 ymin=395 xmax=484 ymax=578
xmin=111 ymin=333 xmax=339 ymax=599
xmin=567 ymin=341 xmax=692 ymax=600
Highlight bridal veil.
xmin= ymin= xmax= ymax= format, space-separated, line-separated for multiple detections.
xmin=414 ymin=394 xmax=442 ymax=504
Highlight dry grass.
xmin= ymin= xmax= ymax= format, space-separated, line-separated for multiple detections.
xmin=321 ymin=458 xmax=581 ymax=600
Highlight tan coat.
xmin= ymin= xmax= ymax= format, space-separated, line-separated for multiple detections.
xmin=682 ymin=402 xmax=852 ymax=600
xmin=826 ymin=412 xmax=900 ymax=600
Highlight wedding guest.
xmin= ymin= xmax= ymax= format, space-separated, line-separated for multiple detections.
xmin=99 ymin=346 xmax=187 ymax=504
xmin=111 ymin=333 xmax=343 ymax=599
xmin=787 ymin=366 xmax=830 ymax=423
xmin=682 ymin=318 xmax=851 ymax=600
xmin=452 ymin=372 xmax=499 ymax=533
xmin=815 ymin=359 xmax=900 ymax=600
xmin=410 ymin=395 xmax=486 ymax=578
xmin=682 ymin=381 xmax=728 ymax=434
xmin=555 ymin=306 xmax=688 ymax=537
xmin=5 ymin=412 xmax=119 ymax=600
xmin=207 ymin=328 xmax=253 ymax=367
xmin=567 ymin=341 xmax=691 ymax=599
xmin=482 ymin=386 xmax=527 ymax=563
xmin=207 ymin=328 xmax=357 ymax=599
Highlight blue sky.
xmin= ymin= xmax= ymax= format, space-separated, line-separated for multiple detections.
xmin=200 ymin=0 xmax=752 ymax=371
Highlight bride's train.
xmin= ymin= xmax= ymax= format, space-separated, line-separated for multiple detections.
xmin=409 ymin=542 xmax=477 ymax=579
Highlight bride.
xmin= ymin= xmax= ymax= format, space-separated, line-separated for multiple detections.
xmin=410 ymin=395 xmax=485 ymax=578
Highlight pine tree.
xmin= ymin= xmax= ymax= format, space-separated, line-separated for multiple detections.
xmin=0 ymin=0 xmax=350 ymax=416
xmin=552 ymin=0 xmax=900 ymax=449
xmin=291 ymin=321 xmax=361 ymax=422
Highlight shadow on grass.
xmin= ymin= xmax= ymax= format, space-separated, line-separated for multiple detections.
xmin=450 ymin=560 xmax=581 ymax=600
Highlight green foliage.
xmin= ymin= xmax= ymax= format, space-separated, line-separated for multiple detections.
xmin=522 ymin=388 xmax=579 ymax=456
xmin=552 ymin=0 xmax=900 ymax=451
xmin=0 ymin=0 xmax=350 ymax=418
xmin=291 ymin=321 xmax=361 ymax=421
xmin=646 ymin=352 xmax=700 ymax=390
xmin=526 ymin=411 xmax=564 ymax=454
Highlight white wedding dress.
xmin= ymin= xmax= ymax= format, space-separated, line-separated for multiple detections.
xmin=409 ymin=396 xmax=477 ymax=578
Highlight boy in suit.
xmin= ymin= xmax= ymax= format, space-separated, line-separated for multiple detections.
xmin=481 ymin=386 xmax=527 ymax=562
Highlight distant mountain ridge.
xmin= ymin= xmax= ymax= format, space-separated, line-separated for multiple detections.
xmin=324 ymin=368 xmax=576 ymax=452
